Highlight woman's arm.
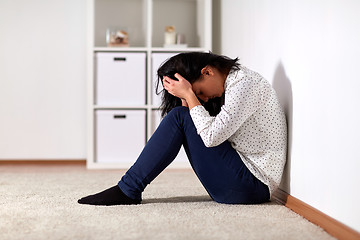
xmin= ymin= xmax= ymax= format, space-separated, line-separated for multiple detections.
xmin=191 ymin=74 xmax=269 ymax=147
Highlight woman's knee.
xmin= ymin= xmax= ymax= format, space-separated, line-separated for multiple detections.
xmin=168 ymin=106 xmax=189 ymax=115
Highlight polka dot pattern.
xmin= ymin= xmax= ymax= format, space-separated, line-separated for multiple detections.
xmin=190 ymin=66 xmax=287 ymax=196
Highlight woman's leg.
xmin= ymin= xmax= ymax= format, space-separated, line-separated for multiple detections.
xmin=117 ymin=107 xmax=187 ymax=201
xmin=78 ymin=106 xmax=269 ymax=205
xmin=172 ymin=107 xmax=270 ymax=204
xmin=119 ymin=106 xmax=269 ymax=204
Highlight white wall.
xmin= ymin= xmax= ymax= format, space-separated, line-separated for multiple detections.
xmin=218 ymin=0 xmax=360 ymax=232
xmin=0 ymin=0 xmax=87 ymax=159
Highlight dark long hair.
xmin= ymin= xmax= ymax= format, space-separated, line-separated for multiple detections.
xmin=156 ymin=52 xmax=240 ymax=117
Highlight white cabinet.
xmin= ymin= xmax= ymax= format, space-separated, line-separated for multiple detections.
xmin=96 ymin=110 xmax=146 ymax=165
xmin=87 ymin=0 xmax=212 ymax=168
xmin=96 ymin=52 xmax=146 ymax=106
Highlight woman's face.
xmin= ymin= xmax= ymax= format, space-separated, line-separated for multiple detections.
xmin=192 ymin=66 xmax=227 ymax=102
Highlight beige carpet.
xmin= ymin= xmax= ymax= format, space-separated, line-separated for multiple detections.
xmin=0 ymin=164 xmax=335 ymax=240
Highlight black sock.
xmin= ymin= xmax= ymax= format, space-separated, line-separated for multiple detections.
xmin=78 ymin=185 xmax=141 ymax=206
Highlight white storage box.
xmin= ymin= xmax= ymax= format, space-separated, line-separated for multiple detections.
xmin=96 ymin=52 xmax=146 ymax=106
xmin=151 ymin=53 xmax=178 ymax=107
xmin=96 ymin=110 xmax=146 ymax=163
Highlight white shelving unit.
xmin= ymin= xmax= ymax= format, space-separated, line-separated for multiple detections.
xmin=87 ymin=0 xmax=212 ymax=169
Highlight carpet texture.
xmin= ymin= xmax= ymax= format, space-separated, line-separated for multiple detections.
xmin=0 ymin=164 xmax=335 ymax=240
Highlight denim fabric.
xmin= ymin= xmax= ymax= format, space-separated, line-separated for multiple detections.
xmin=118 ymin=106 xmax=269 ymax=204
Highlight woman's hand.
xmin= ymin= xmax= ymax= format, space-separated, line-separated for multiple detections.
xmin=163 ymin=73 xmax=193 ymax=100
xmin=163 ymin=73 xmax=201 ymax=110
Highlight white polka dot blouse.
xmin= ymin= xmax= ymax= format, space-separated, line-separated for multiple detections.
xmin=190 ymin=65 xmax=287 ymax=196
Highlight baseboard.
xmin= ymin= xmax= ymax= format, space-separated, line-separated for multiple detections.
xmin=0 ymin=159 xmax=86 ymax=165
xmin=273 ymin=189 xmax=360 ymax=240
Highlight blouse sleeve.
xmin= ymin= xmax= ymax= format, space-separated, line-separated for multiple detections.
xmin=189 ymin=73 xmax=268 ymax=147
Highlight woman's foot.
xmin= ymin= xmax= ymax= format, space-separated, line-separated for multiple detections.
xmin=78 ymin=185 xmax=141 ymax=206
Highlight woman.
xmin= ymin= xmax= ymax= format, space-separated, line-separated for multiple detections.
xmin=78 ymin=52 xmax=287 ymax=205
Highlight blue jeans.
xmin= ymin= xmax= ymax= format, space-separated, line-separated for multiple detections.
xmin=118 ymin=106 xmax=270 ymax=204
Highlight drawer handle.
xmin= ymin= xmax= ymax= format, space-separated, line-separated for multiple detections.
xmin=114 ymin=115 xmax=126 ymax=119
xmin=113 ymin=57 xmax=126 ymax=61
